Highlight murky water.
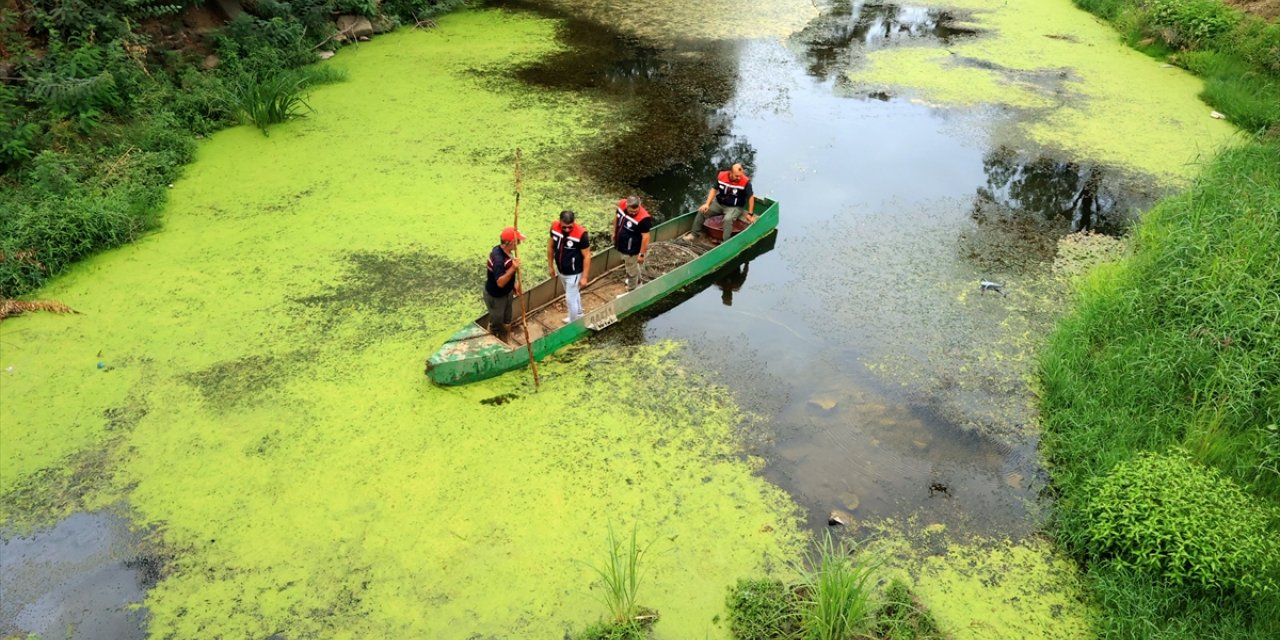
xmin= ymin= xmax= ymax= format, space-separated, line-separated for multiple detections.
xmin=508 ymin=0 xmax=1171 ymax=537
xmin=0 ymin=512 xmax=150 ymax=639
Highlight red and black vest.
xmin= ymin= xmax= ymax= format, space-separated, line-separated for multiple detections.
xmin=614 ymin=199 xmax=652 ymax=256
xmin=715 ymin=171 xmax=753 ymax=208
xmin=550 ymin=221 xmax=589 ymax=275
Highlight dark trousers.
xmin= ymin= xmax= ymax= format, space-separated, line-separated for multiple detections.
xmin=483 ymin=291 xmax=513 ymax=328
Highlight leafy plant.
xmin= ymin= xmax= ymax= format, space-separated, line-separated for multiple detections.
xmin=797 ymin=532 xmax=878 ymax=640
xmin=1148 ymin=0 xmax=1238 ymax=49
xmin=726 ymin=578 xmax=804 ymax=640
xmin=1074 ymin=451 xmax=1280 ymax=599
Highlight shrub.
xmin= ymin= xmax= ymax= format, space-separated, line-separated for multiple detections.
xmin=1073 ymin=451 xmax=1280 ymax=599
xmin=1148 ymin=0 xmax=1239 ymax=49
xmin=725 ymin=578 xmax=803 ymax=640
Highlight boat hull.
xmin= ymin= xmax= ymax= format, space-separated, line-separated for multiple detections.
xmin=425 ymin=198 xmax=780 ymax=385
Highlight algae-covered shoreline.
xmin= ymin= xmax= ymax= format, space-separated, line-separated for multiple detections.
xmin=0 ymin=10 xmax=805 ymax=638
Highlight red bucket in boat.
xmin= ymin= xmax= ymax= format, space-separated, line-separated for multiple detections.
xmin=702 ymin=214 xmax=750 ymax=243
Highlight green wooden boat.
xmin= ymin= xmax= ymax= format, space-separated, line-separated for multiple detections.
xmin=425 ymin=198 xmax=780 ymax=385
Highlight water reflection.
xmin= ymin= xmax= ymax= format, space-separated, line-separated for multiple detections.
xmin=795 ymin=0 xmax=977 ymax=81
xmin=976 ymin=147 xmax=1158 ymax=234
xmin=501 ymin=0 xmax=745 ymax=196
xmin=716 ymin=262 xmax=749 ymax=306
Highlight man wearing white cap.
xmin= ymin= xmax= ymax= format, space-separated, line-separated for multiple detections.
xmin=484 ymin=226 xmax=525 ymax=339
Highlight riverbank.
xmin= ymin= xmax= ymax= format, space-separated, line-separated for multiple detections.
xmin=1039 ymin=0 xmax=1280 ymax=636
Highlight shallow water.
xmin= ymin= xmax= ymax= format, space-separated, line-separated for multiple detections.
xmin=0 ymin=0 xmax=1237 ymax=636
xmin=510 ymin=0 xmax=1199 ymax=538
xmin=0 ymin=512 xmax=149 ymax=639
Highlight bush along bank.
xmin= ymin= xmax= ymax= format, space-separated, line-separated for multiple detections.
xmin=1039 ymin=137 xmax=1280 ymax=638
xmin=0 ymin=0 xmax=466 ymax=300
xmin=1071 ymin=0 xmax=1280 ymax=133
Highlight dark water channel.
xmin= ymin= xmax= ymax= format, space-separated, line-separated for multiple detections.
xmin=507 ymin=0 xmax=1161 ymax=537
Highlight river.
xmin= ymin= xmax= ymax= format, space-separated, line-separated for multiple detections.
xmin=0 ymin=0 xmax=1237 ymax=638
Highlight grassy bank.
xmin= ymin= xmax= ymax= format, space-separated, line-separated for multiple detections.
xmin=1040 ymin=138 xmax=1280 ymax=635
xmin=0 ymin=0 xmax=464 ymax=299
xmin=1040 ymin=2 xmax=1280 ymax=636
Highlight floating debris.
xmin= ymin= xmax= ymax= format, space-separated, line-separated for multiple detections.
xmin=979 ymin=280 xmax=1006 ymax=297
xmin=828 ymin=509 xmax=855 ymax=527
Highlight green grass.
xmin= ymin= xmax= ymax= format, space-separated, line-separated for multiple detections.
xmin=588 ymin=523 xmax=651 ymax=625
xmin=797 ymin=533 xmax=879 ymax=640
xmin=1087 ymin=563 xmax=1280 ymax=639
xmin=870 ymin=579 xmax=945 ymax=640
xmin=724 ymin=569 xmax=945 ymax=640
xmin=229 ymin=71 xmax=314 ymax=136
xmin=1039 ymin=138 xmax=1280 ymax=636
xmin=725 ymin=578 xmax=804 ymax=640
xmin=575 ymin=618 xmax=651 ymax=640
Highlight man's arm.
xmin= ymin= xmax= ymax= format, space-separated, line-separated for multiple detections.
xmin=698 ymin=187 xmax=716 ymax=213
xmin=580 ymin=248 xmax=592 ymax=287
xmin=496 ymin=257 xmax=520 ymax=288
xmin=638 ymin=231 xmax=650 ymax=262
xmin=547 ymin=238 xmax=556 ymax=278
xmin=747 ymin=195 xmax=757 ymax=222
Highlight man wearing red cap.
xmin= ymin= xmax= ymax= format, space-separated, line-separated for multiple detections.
xmin=484 ymin=226 xmax=526 ymax=339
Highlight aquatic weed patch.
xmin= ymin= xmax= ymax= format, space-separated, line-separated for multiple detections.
xmin=867 ymin=526 xmax=1093 ymax=640
xmin=183 ymin=351 xmax=316 ymax=412
xmin=845 ymin=0 xmax=1239 ymax=182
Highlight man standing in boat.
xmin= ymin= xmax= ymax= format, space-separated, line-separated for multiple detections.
xmin=485 ymin=226 xmax=526 ymax=339
xmin=687 ymin=163 xmax=756 ymax=243
xmin=613 ymin=195 xmax=652 ymax=292
xmin=547 ymin=209 xmax=592 ymax=324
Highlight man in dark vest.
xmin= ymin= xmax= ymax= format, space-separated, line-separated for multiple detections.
xmin=687 ymin=162 xmax=756 ymax=243
xmin=613 ymin=195 xmax=652 ymax=293
xmin=485 ymin=226 xmax=525 ymax=340
xmin=547 ymin=209 xmax=592 ymax=324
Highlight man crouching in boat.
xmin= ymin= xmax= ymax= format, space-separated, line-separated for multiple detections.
xmin=613 ymin=195 xmax=652 ymax=293
xmin=485 ymin=226 xmax=525 ymax=340
xmin=686 ymin=163 xmax=756 ymax=243
xmin=548 ymin=209 xmax=592 ymax=324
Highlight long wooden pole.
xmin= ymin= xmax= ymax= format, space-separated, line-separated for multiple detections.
xmin=511 ymin=148 xmax=541 ymax=389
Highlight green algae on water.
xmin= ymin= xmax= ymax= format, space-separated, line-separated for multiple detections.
xmin=847 ymin=0 xmax=1239 ymax=182
xmin=0 ymin=8 xmax=803 ymax=638
xmin=870 ymin=525 xmax=1093 ymax=639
